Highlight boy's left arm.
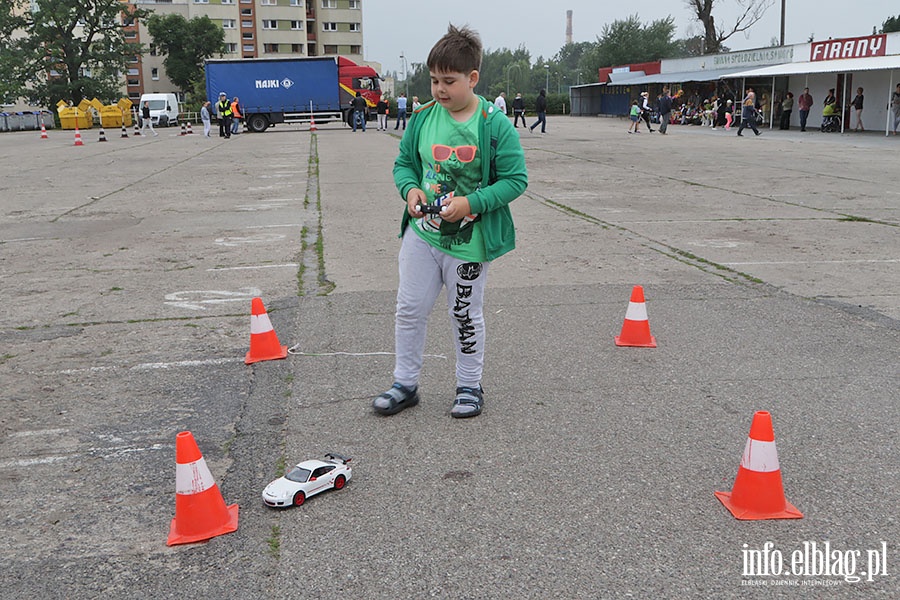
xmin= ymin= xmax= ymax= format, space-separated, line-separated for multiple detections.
xmin=466 ymin=119 xmax=527 ymax=214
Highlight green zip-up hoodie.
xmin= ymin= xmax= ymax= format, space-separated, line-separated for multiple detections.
xmin=393 ymin=95 xmax=528 ymax=261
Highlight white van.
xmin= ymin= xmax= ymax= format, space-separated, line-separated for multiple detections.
xmin=139 ymin=93 xmax=179 ymax=127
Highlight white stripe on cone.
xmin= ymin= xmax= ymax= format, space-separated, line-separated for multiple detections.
xmin=740 ymin=438 xmax=780 ymax=472
xmin=250 ymin=313 xmax=275 ymax=335
xmin=175 ymin=458 xmax=217 ymax=495
xmin=623 ymin=301 xmax=649 ymax=321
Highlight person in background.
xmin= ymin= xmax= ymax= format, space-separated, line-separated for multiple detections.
xmin=737 ymin=87 xmax=761 ymax=137
xmin=823 ymin=88 xmax=836 ymax=109
xmin=140 ymin=100 xmax=158 ymax=137
xmin=512 ymin=92 xmax=526 ymax=127
xmin=411 ymin=96 xmax=421 ymax=112
xmin=350 ymin=92 xmax=368 ymax=132
xmin=657 ymin=87 xmax=673 ymax=135
xmin=640 ymin=91 xmax=655 ymax=132
xmin=376 ymin=95 xmax=389 ymax=131
xmin=529 ymin=89 xmax=547 ymax=134
xmin=891 ymin=83 xmax=900 ymax=135
xmin=230 ymin=97 xmax=242 ymax=134
xmin=394 ymin=92 xmax=408 ymax=130
xmin=779 ymin=92 xmax=793 ymax=130
xmin=493 ymin=91 xmax=507 ymax=116
xmin=628 ymin=99 xmax=641 ymax=134
xmin=200 ymin=101 xmax=211 ymax=137
xmin=797 ymin=87 xmax=813 ymax=132
xmin=850 ymin=87 xmax=864 ymax=132
xmin=724 ymin=99 xmax=734 ymax=131
xmin=216 ymin=92 xmax=232 ymax=138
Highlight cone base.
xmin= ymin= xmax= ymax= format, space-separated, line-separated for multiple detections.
xmin=714 ymin=490 xmax=803 ymax=520
xmin=244 ymin=345 xmax=288 ymax=364
xmin=167 ymin=503 xmax=239 ymax=546
xmin=615 ymin=335 xmax=657 ymax=348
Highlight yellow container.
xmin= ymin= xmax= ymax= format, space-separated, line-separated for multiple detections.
xmin=57 ymin=107 xmax=93 ymax=130
xmin=100 ymin=105 xmax=124 ymax=128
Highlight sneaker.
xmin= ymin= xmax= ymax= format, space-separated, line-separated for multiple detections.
xmin=451 ymin=386 xmax=483 ymax=418
xmin=373 ymin=383 xmax=419 ymax=416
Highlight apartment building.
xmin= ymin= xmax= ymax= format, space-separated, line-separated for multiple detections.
xmin=131 ymin=0 xmax=366 ymax=101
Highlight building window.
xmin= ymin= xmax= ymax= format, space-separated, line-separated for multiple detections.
xmin=260 ymin=0 xmax=276 ymax=4
xmin=322 ymin=0 xmax=337 ymax=7
xmin=151 ymin=68 xmax=159 ymax=80
xmin=124 ymin=30 xmax=137 ymax=39
xmin=127 ymin=68 xmax=139 ymax=76
xmin=242 ymin=20 xmax=253 ymax=27
xmin=193 ymin=0 xmax=208 ymax=3
xmin=348 ymin=0 xmax=360 ymax=8
xmin=349 ymin=22 xmax=359 ymax=32
xmin=225 ymin=42 xmax=238 ymax=53
xmin=221 ymin=0 xmax=234 ymax=4
xmin=262 ymin=20 xmax=277 ymax=29
xmin=290 ymin=21 xmax=303 ymax=30
xmin=350 ymin=44 xmax=361 ymax=54
xmin=223 ymin=19 xmax=236 ymax=29
xmin=149 ymin=44 xmax=158 ymax=56
xmin=242 ymin=32 xmax=254 ymax=39
xmin=323 ymin=44 xmax=337 ymax=54
xmin=241 ymin=8 xmax=252 ymax=15
xmin=291 ymin=43 xmax=303 ymax=53
xmin=127 ymin=78 xmax=139 ymax=86
xmin=264 ymin=43 xmax=279 ymax=53
xmin=243 ymin=44 xmax=255 ymax=52
xmin=290 ymin=0 xmax=303 ymax=6
xmin=322 ymin=22 xmax=336 ymax=32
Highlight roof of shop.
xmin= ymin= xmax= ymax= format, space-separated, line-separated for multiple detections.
xmin=727 ymin=54 xmax=900 ymax=78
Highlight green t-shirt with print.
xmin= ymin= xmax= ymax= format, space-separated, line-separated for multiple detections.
xmin=411 ymin=105 xmax=486 ymax=262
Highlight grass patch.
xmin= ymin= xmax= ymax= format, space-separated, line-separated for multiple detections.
xmin=268 ymin=525 xmax=281 ymax=559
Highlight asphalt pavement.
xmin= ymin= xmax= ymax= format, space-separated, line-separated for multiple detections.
xmin=0 ymin=116 xmax=897 ymax=599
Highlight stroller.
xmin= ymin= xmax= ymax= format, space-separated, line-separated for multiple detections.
xmin=821 ymin=106 xmax=842 ymax=132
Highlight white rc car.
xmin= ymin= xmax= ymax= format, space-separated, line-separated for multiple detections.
xmin=262 ymin=453 xmax=352 ymax=508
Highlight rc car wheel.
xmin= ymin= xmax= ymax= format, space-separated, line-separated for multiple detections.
xmin=292 ymin=491 xmax=306 ymax=506
xmin=333 ymin=475 xmax=346 ymax=490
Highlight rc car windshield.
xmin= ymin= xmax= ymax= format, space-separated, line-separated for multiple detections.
xmin=285 ymin=467 xmax=312 ymax=483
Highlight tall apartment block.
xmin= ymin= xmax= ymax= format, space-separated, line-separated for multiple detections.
xmin=129 ymin=0 xmax=366 ymax=101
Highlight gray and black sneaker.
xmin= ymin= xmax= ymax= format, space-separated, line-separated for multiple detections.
xmin=450 ymin=386 xmax=483 ymax=418
xmin=372 ymin=382 xmax=419 ymax=416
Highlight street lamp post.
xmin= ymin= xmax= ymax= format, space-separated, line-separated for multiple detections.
xmin=505 ymin=63 xmax=521 ymax=96
xmin=399 ymin=52 xmax=408 ymax=98
xmin=544 ymin=65 xmax=549 ymax=93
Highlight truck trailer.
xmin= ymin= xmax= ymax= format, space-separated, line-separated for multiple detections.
xmin=205 ymin=56 xmax=382 ymax=132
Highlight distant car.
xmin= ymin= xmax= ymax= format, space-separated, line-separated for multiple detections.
xmin=262 ymin=453 xmax=352 ymax=508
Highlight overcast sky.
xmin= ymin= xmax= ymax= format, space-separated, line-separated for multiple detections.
xmin=362 ymin=1 xmax=892 ymax=76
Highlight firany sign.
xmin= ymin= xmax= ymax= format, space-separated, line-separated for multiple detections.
xmin=810 ymin=34 xmax=886 ymax=61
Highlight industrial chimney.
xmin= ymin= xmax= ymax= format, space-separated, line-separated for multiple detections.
xmin=566 ymin=10 xmax=573 ymax=45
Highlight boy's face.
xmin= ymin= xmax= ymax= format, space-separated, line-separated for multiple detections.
xmin=430 ymin=69 xmax=478 ymax=114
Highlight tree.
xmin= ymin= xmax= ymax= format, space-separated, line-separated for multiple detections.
xmin=685 ymin=0 xmax=773 ymax=54
xmin=15 ymin=0 xmax=148 ymax=107
xmin=578 ymin=15 xmax=678 ymax=79
xmin=883 ymin=15 xmax=900 ymax=33
xmin=0 ymin=0 xmax=28 ymax=103
xmin=146 ymin=13 xmax=224 ymax=99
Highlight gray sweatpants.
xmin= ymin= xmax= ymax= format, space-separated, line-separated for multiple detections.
xmin=393 ymin=228 xmax=488 ymax=389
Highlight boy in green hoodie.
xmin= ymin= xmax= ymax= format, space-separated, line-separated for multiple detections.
xmin=373 ymin=24 xmax=528 ymax=419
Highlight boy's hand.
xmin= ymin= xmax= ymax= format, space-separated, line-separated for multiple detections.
xmin=406 ymin=188 xmax=427 ymax=217
xmin=438 ymin=196 xmax=471 ymax=223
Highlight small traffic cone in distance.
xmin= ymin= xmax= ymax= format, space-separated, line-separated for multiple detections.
xmin=167 ymin=431 xmax=239 ymax=546
xmin=40 ymin=123 xmax=48 ymax=139
xmin=134 ymin=120 xmax=141 ymax=136
xmin=98 ymin=127 xmax=107 ymax=142
xmin=180 ymin=122 xmax=187 ymax=136
xmin=245 ymin=297 xmax=288 ymax=364
xmin=715 ymin=411 xmax=803 ymax=521
xmin=121 ymin=123 xmax=128 ymax=138
xmin=73 ymin=127 xmax=84 ymax=146
xmin=309 ymin=115 xmax=317 ymax=132
xmin=186 ymin=121 xmax=194 ymax=134
xmin=614 ymin=285 xmax=657 ymax=347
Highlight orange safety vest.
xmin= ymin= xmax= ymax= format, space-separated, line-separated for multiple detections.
xmin=231 ymin=101 xmax=241 ymax=119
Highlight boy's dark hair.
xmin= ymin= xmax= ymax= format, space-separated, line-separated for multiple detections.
xmin=427 ymin=24 xmax=482 ymax=74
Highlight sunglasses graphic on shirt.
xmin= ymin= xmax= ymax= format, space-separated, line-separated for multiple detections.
xmin=432 ymin=144 xmax=477 ymax=163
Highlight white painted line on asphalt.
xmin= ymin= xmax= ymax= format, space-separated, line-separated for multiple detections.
xmin=164 ymin=287 xmax=261 ymax=310
xmin=3 ymin=237 xmax=46 ymax=243
xmin=0 ymin=443 xmax=172 ymax=469
xmin=243 ymin=223 xmax=301 ymax=229
xmin=214 ymin=233 xmax=286 ymax=246
xmin=723 ymin=259 xmax=900 ymax=265
xmin=8 ymin=428 xmax=69 ymax=437
xmin=206 ymin=263 xmax=298 ymax=271
xmin=131 ymin=358 xmax=244 ymax=370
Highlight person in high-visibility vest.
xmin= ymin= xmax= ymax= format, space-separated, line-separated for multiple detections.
xmin=216 ymin=92 xmax=232 ymax=138
xmin=230 ymin=97 xmax=242 ymax=135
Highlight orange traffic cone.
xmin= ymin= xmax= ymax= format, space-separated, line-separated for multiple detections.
xmin=73 ymin=127 xmax=84 ymax=146
xmin=715 ymin=411 xmax=803 ymax=520
xmin=98 ymin=127 xmax=107 ymax=142
xmin=245 ymin=297 xmax=288 ymax=364
xmin=614 ymin=285 xmax=656 ymax=347
xmin=186 ymin=121 xmax=194 ymax=134
xmin=40 ymin=122 xmax=48 ymax=139
xmin=309 ymin=115 xmax=317 ymax=132
xmin=167 ymin=431 xmax=239 ymax=546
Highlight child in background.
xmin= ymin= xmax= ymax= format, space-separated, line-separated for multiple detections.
xmin=628 ymin=99 xmax=641 ymax=133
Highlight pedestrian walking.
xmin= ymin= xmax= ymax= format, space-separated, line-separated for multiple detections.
xmin=230 ymin=97 xmax=242 ymax=134
xmin=512 ymin=92 xmax=526 ymax=127
xmin=394 ymin=92 xmax=408 ymax=130
xmin=657 ymin=87 xmax=673 ymax=135
xmin=200 ymin=101 xmax=211 ymax=137
xmin=737 ymin=87 xmax=761 ymax=137
xmin=376 ymin=96 xmax=389 ymax=130
xmin=529 ymin=89 xmax=547 ymax=134
xmin=140 ymin=100 xmax=158 ymax=137
xmin=494 ymin=91 xmax=507 ymax=115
